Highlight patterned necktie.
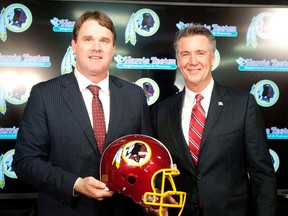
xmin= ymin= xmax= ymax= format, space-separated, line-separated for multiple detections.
xmin=188 ymin=94 xmax=206 ymax=165
xmin=87 ymin=85 xmax=106 ymax=154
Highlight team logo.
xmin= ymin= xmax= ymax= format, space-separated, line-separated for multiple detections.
xmin=2 ymin=149 xmax=17 ymax=179
xmin=246 ymin=12 xmax=274 ymax=48
xmin=250 ymin=79 xmax=279 ymax=107
xmin=135 ymin=78 xmax=160 ymax=106
xmin=254 ymin=12 xmax=275 ymax=40
xmin=112 ymin=140 xmax=151 ymax=169
xmin=0 ymin=84 xmax=7 ymax=114
xmin=212 ymin=49 xmax=220 ymax=71
xmin=125 ymin=8 xmax=160 ymax=46
xmin=269 ymin=149 xmax=279 ymax=172
xmin=61 ymin=45 xmax=76 ymax=75
xmin=3 ymin=81 xmax=30 ymax=105
xmin=2 ymin=3 xmax=32 ymax=33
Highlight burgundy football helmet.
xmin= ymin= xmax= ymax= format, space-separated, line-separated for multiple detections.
xmin=100 ymin=134 xmax=186 ymax=215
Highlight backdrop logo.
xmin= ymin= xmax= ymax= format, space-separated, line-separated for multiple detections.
xmin=3 ymin=81 xmax=30 ymax=105
xmin=50 ymin=17 xmax=75 ymax=32
xmin=61 ymin=46 xmax=76 ymax=75
xmin=246 ymin=12 xmax=275 ymax=48
xmin=250 ymin=79 xmax=279 ymax=107
xmin=2 ymin=149 xmax=17 ymax=179
xmin=125 ymin=8 xmax=160 ymax=46
xmin=114 ymin=54 xmax=176 ymax=70
xmin=266 ymin=127 xmax=288 ymax=140
xmin=212 ymin=49 xmax=220 ymax=71
xmin=176 ymin=22 xmax=237 ymax=37
xmin=0 ymin=86 xmax=6 ymax=114
xmin=269 ymin=149 xmax=279 ymax=172
xmin=0 ymin=3 xmax=32 ymax=42
xmin=135 ymin=78 xmax=160 ymax=106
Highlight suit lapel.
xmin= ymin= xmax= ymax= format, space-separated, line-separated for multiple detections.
xmin=105 ymin=76 xmax=124 ymax=148
xmin=60 ymin=73 xmax=98 ymax=153
xmin=201 ymin=83 xmax=229 ymax=148
xmin=170 ymin=90 xmax=196 ymax=172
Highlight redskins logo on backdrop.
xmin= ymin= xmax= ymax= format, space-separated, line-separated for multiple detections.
xmin=125 ymin=8 xmax=160 ymax=46
xmin=250 ymin=79 xmax=279 ymax=107
xmin=269 ymin=149 xmax=280 ymax=172
xmin=246 ymin=12 xmax=275 ymax=48
xmin=0 ymin=84 xmax=7 ymax=114
xmin=61 ymin=45 xmax=76 ymax=75
xmin=2 ymin=80 xmax=30 ymax=105
xmin=2 ymin=149 xmax=17 ymax=179
xmin=212 ymin=49 xmax=220 ymax=71
xmin=0 ymin=3 xmax=32 ymax=42
xmin=135 ymin=78 xmax=160 ymax=106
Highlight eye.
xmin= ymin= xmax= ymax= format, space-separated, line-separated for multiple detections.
xmin=180 ymin=52 xmax=189 ymax=58
xmin=197 ymin=51 xmax=206 ymax=56
xmin=101 ymin=39 xmax=110 ymax=44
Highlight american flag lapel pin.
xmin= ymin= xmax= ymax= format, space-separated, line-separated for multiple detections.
xmin=218 ymin=101 xmax=224 ymax=106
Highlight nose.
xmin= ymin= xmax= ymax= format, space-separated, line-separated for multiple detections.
xmin=92 ymin=41 xmax=101 ymax=51
xmin=189 ymin=54 xmax=198 ymax=65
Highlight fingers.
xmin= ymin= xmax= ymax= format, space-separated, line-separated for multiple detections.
xmin=165 ymin=195 xmax=178 ymax=204
xmin=145 ymin=207 xmax=158 ymax=216
xmin=74 ymin=176 xmax=114 ymax=200
xmin=145 ymin=207 xmax=168 ymax=216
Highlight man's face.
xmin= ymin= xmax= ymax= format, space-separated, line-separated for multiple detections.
xmin=177 ymin=35 xmax=215 ymax=92
xmin=72 ymin=19 xmax=115 ymax=82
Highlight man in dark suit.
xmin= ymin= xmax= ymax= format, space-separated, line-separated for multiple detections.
xmin=151 ymin=25 xmax=277 ymax=216
xmin=13 ymin=10 xmax=153 ymax=216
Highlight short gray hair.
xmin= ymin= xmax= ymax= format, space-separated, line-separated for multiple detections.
xmin=174 ymin=24 xmax=216 ymax=55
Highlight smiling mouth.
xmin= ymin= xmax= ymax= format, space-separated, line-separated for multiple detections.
xmin=89 ymin=56 xmax=102 ymax=60
xmin=188 ymin=68 xmax=201 ymax=72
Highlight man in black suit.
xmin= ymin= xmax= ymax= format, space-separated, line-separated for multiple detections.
xmin=151 ymin=24 xmax=277 ymax=216
xmin=13 ymin=10 xmax=153 ymax=216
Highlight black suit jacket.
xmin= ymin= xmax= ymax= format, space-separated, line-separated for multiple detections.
xmin=13 ymin=72 xmax=153 ymax=216
xmin=151 ymin=82 xmax=277 ymax=216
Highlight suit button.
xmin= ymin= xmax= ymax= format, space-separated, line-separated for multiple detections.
xmin=197 ymin=175 xmax=202 ymax=180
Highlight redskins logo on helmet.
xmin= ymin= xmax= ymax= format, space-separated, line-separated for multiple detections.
xmin=100 ymin=134 xmax=186 ymax=216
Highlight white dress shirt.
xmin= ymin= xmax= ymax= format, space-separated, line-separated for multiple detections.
xmin=74 ymin=69 xmax=110 ymax=132
xmin=181 ymin=79 xmax=214 ymax=144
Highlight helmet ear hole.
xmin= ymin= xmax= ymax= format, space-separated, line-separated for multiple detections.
xmin=128 ymin=174 xmax=137 ymax=184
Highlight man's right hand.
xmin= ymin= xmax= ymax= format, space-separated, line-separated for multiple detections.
xmin=75 ymin=176 xmax=114 ymax=200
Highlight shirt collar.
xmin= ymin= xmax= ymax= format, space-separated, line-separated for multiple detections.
xmin=185 ymin=79 xmax=214 ymax=103
xmin=74 ymin=69 xmax=110 ymax=96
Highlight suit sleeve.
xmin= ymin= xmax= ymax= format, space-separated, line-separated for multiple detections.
xmin=245 ymin=94 xmax=277 ymax=216
xmin=12 ymin=84 xmax=78 ymax=204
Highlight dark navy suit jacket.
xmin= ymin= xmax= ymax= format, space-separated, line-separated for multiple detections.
xmin=151 ymin=81 xmax=277 ymax=216
xmin=13 ymin=72 xmax=153 ymax=216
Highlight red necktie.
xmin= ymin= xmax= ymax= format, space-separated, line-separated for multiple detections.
xmin=188 ymin=94 xmax=206 ymax=165
xmin=87 ymin=85 xmax=106 ymax=154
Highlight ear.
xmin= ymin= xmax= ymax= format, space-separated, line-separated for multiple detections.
xmin=71 ymin=39 xmax=76 ymax=53
xmin=211 ymin=51 xmax=216 ymax=66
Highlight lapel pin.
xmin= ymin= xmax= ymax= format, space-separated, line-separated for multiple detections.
xmin=218 ymin=101 xmax=224 ymax=106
